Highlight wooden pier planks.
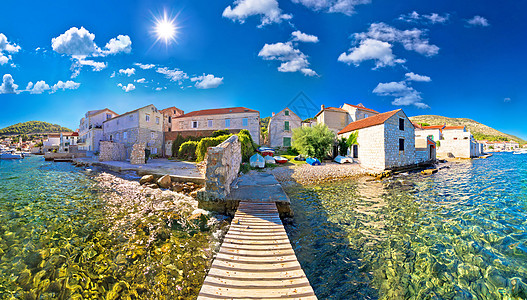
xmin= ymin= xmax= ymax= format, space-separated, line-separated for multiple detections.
xmin=198 ymin=201 xmax=316 ymax=300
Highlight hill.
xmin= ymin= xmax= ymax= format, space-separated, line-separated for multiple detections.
xmin=0 ymin=121 xmax=73 ymax=136
xmin=409 ymin=115 xmax=525 ymax=144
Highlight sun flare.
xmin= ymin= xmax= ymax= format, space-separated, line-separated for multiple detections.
xmin=153 ymin=12 xmax=179 ymax=45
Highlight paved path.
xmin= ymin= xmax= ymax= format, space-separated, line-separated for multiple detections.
xmin=227 ymin=172 xmax=290 ymax=204
xmin=198 ymin=201 xmax=316 ymax=299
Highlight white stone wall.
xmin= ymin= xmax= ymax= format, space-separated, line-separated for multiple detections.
xmin=317 ymin=110 xmax=348 ymax=135
xmin=383 ymin=111 xmax=416 ymax=169
xmin=415 ymin=128 xmax=442 ymax=142
xmin=268 ymin=109 xmax=302 ymax=148
xmin=437 ymin=139 xmax=472 ymax=158
xmin=341 ymin=124 xmax=386 ymax=171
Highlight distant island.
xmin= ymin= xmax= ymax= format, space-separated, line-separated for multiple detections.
xmin=410 ymin=115 xmax=525 ymax=144
xmin=0 ymin=121 xmax=72 ymax=136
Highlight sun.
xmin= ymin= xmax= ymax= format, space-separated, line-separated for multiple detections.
xmin=152 ymin=11 xmax=179 ymax=45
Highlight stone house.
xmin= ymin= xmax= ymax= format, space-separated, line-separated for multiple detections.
xmin=338 ymin=109 xmax=416 ymax=172
xmin=170 ymin=107 xmax=260 ymax=144
xmin=160 ymin=106 xmax=184 ymax=132
xmin=59 ymin=132 xmax=79 ymax=152
xmin=415 ymin=125 xmax=482 ymax=158
xmin=268 ymin=107 xmax=302 ymax=148
xmin=415 ymin=136 xmax=436 ymax=164
xmin=103 ymin=104 xmax=164 ymax=158
xmin=43 ymin=133 xmax=60 ymax=152
xmin=78 ymin=108 xmax=119 ymax=152
xmin=314 ymin=103 xmax=379 ymax=134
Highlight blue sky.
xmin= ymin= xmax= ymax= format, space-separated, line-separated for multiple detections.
xmin=0 ymin=0 xmax=525 ymax=139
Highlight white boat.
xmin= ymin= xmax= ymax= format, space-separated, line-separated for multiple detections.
xmin=513 ymin=149 xmax=527 ymax=155
xmin=250 ymin=153 xmax=265 ymax=168
xmin=264 ymin=156 xmax=276 ymax=165
xmin=0 ymin=151 xmax=23 ymax=159
xmin=334 ymin=155 xmax=354 ymax=164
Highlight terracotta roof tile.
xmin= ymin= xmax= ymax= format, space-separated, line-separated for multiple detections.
xmin=421 ymin=125 xmax=445 ymax=130
xmin=344 ymin=103 xmax=379 ymax=114
xmin=175 ymin=107 xmax=259 ymax=118
xmin=443 ymin=126 xmax=465 ymax=130
xmin=338 ymin=109 xmax=400 ymax=135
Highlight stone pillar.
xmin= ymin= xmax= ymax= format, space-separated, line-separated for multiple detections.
xmin=130 ymin=143 xmax=146 ymax=165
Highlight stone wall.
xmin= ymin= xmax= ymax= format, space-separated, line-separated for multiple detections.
xmin=383 ymin=111 xmax=416 ymax=169
xmin=130 ymin=143 xmax=145 ymax=165
xmin=99 ymin=141 xmax=126 ymax=161
xmin=357 ymin=124 xmax=386 ymax=171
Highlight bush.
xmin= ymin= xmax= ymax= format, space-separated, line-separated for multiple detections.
xmin=292 ymin=123 xmax=335 ymax=160
xmin=346 ymin=131 xmax=358 ymax=150
xmin=286 ymin=147 xmax=298 ymax=156
xmin=178 ymin=141 xmax=199 ymax=161
xmin=172 ymin=134 xmax=187 ymax=157
xmin=238 ymin=130 xmax=257 ymax=162
xmin=338 ymin=137 xmax=348 ymax=156
xmin=196 ymin=135 xmax=232 ymax=161
xmin=212 ymin=129 xmax=230 ymax=137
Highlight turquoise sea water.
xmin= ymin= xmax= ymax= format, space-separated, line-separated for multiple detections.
xmin=285 ymin=152 xmax=527 ymax=299
xmin=0 ymin=156 xmax=219 ymax=299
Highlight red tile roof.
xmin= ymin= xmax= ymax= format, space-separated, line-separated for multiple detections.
xmin=443 ymin=126 xmax=465 ymax=130
xmin=344 ymin=103 xmax=379 ymax=114
xmin=62 ymin=132 xmax=79 ymax=137
xmin=175 ymin=107 xmax=259 ymax=118
xmin=421 ymin=125 xmax=445 ymax=130
xmin=160 ymin=106 xmax=184 ymax=115
xmin=338 ymin=109 xmax=400 ymax=134
xmin=412 ymin=122 xmax=423 ymax=129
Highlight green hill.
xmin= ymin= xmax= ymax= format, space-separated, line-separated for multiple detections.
xmin=409 ymin=115 xmax=525 ymax=144
xmin=0 ymin=121 xmax=72 ymax=136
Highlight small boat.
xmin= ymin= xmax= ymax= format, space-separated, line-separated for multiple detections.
xmin=0 ymin=151 xmax=23 ymax=159
xmin=258 ymin=147 xmax=275 ymax=157
xmin=334 ymin=155 xmax=353 ymax=164
xmin=250 ymin=153 xmax=265 ymax=168
xmin=274 ymin=156 xmax=288 ymax=164
xmin=264 ymin=156 xmax=276 ymax=165
xmin=293 ymin=155 xmax=305 ymax=161
xmin=306 ymin=157 xmax=321 ymax=166
xmin=513 ymin=149 xmax=527 ymax=155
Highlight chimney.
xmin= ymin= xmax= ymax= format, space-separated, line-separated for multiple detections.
xmin=272 ymin=112 xmax=275 ymax=117
xmin=321 ymin=105 xmax=325 ymax=110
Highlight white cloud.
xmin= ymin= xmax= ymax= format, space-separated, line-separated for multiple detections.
xmin=0 ymin=74 xmax=18 ymax=94
xmin=291 ymin=0 xmax=370 ymax=16
xmin=504 ymin=97 xmax=511 ymax=103
xmin=467 ymin=16 xmax=489 ymax=27
xmin=27 ymin=81 xmax=50 ymax=94
xmin=103 ymin=35 xmax=132 ymax=55
xmin=135 ymin=78 xmax=146 ymax=83
xmin=117 ymin=83 xmax=135 ymax=92
xmin=373 ymin=81 xmax=429 ymax=108
xmin=398 ymin=11 xmax=449 ymax=24
xmin=338 ymin=39 xmax=405 ymax=68
xmin=52 ymin=27 xmax=98 ymax=56
xmin=155 ymin=87 xmax=166 ymax=91
xmin=110 ymin=71 xmax=116 ymax=78
xmin=0 ymin=33 xmax=21 ymax=66
xmin=156 ymin=67 xmax=189 ymax=83
xmin=134 ymin=63 xmax=156 ymax=69
xmin=223 ymin=0 xmax=292 ymax=27
xmin=51 ymin=80 xmax=81 ymax=92
xmin=191 ymin=74 xmax=224 ymax=89
xmin=291 ymin=31 xmax=319 ymax=43
xmin=258 ymin=42 xmax=317 ymax=76
xmin=405 ymin=72 xmax=431 ymax=82
xmin=355 ymin=22 xmax=439 ymax=56
xmin=77 ymin=58 xmax=107 ymax=71
xmin=119 ymin=68 xmax=135 ymax=77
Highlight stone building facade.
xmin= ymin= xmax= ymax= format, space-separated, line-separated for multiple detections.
xmin=103 ymin=104 xmax=164 ymax=159
xmin=338 ymin=109 xmax=416 ymax=172
xmin=78 ymin=108 xmax=119 ymax=152
xmin=171 ymin=107 xmax=260 ymax=144
xmin=415 ymin=125 xmax=482 ymax=158
xmin=314 ymin=103 xmax=379 ymax=134
xmin=160 ymin=106 xmax=184 ymax=132
xmin=268 ymin=107 xmax=302 ymax=148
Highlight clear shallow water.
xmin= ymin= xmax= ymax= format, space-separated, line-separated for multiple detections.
xmin=284 ymin=153 xmax=527 ymax=299
xmin=0 ymin=156 xmax=220 ymax=299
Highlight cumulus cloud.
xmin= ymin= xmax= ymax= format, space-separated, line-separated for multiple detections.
xmin=338 ymin=39 xmax=405 ymax=68
xmin=291 ymin=31 xmax=319 ymax=43
xmin=117 ymin=83 xmax=135 ymax=92
xmin=398 ymin=11 xmax=449 ymax=24
xmin=467 ymin=16 xmax=489 ymax=27
xmin=134 ymin=63 xmax=156 ymax=69
xmin=405 ymin=72 xmax=431 ymax=82
xmin=135 ymin=78 xmax=146 ymax=83
xmin=0 ymin=33 xmax=21 ymax=66
xmin=258 ymin=42 xmax=317 ymax=76
xmin=0 ymin=74 xmax=18 ymax=94
xmin=190 ymin=74 xmax=224 ymax=89
xmin=156 ymin=67 xmax=189 ymax=83
xmin=51 ymin=80 xmax=81 ymax=92
xmin=103 ymin=35 xmax=132 ymax=55
xmin=119 ymin=68 xmax=135 ymax=77
xmin=223 ymin=0 xmax=292 ymax=27
xmin=291 ymin=0 xmax=370 ymax=16
xmin=373 ymin=81 xmax=429 ymax=108
xmin=27 ymin=81 xmax=50 ymax=94
xmin=355 ymin=23 xmax=439 ymax=56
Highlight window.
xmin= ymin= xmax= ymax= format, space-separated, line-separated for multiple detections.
xmin=116 ymin=120 xmax=119 ymax=125
xmin=192 ymin=121 xmax=198 ymax=128
xmin=208 ymin=120 xmax=213 ymax=127
xmin=115 ymin=133 xmax=119 ymax=141
xmin=283 ymin=137 xmax=291 ymax=147
xmin=399 ymin=118 xmax=405 ymax=130
xmin=123 ymin=132 xmax=127 ymax=140
xmin=225 ymin=119 xmax=231 ymax=128
xmin=284 ymin=121 xmax=290 ymax=131
xmin=399 ymin=138 xmax=405 ymax=151
xmin=364 ymin=113 xmax=369 ymax=118
xmin=168 ymin=128 xmax=171 ymax=132
xmin=168 ymin=116 xmax=172 ymax=123
xmin=110 ymin=135 xmax=113 ymax=141
xmin=146 ymin=114 xmax=150 ymax=122
xmin=179 ymin=121 xmax=184 ymax=129
xmin=242 ymin=118 xmax=248 ymax=127
xmin=156 ymin=117 xmax=160 ymax=124
xmin=151 ymin=132 xmax=155 ymax=139
xmin=129 ymin=115 xmax=133 ymax=120
xmin=106 ymin=114 xmax=112 ymax=120
xmin=284 ymin=110 xmax=289 ymax=116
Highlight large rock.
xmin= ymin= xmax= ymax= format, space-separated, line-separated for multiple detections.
xmin=157 ymin=175 xmax=172 ymax=189
xmin=139 ymin=175 xmax=154 ymax=185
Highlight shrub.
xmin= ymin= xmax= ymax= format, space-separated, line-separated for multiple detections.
xmin=346 ymin=131 xmax=358 ymax=150
xmin=196 ymin=135 xmax=232 ymax=161
xmin=286 ymin=147 xmax=298 ymax=156
xmin=178 ymin=141 xmax=199 ymax=161
xmin=237 ymin=130 xmax=257 ymax=162
xmin=212 ymin=129 xmax=230 ymax=137
xmin=171 ymin=134 xmax=187 ymax=157
xmin=338 ymin=137 xmax=348 ymax=156
xmin=292 ymin=123 xmax=335 ymax=160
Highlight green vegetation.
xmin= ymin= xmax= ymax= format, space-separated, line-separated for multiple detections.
xmin=418 ymin=122 xmax=430 ymax=126
xmin=346 ymin=131 xmax=358 ymax=150
xmin=0 ymin=121 xmax=72 ymax=136
xmin=238 ymin=129 xmax=257 ymax=162
xmin=196 ymin=135 xmax=232 ymax=162
xmin=472 ymin=133 xmax=509 ymax=142
xmin=178 ymin=141 xmax=199 ymax=161
xmin=260 ymin=116 xmax=270 ymax=143
xmin=337 ymin=137 xmax=348 ymax=156
xmin=171 ymin=134 xmax=203 ymax=158
xmin=212 ymin=129 xmax=230 ymax=137
xmin=292 ymin=123 xmax=335 ymax=160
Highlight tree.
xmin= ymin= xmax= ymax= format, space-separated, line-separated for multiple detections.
xmin=292 ymin=123 xmax=335 ymax=160
xmin=346 ymin=131 xmax=358 ymax=150
xmin=337 ymin=137 xmax=348 ymax=156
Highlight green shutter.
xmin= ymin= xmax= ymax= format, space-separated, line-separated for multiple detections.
xmin=284 ymin=121 xmax=290 ymax=131
xmin=285 ymin=110 xmax=289 ymax=116
xmin=283 ymin=137 xmax=291 ymax=147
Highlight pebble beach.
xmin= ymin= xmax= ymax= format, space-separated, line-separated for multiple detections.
xmin=268 ymin=162 xmax=368 ymax=185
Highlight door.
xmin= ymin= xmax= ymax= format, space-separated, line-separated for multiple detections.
xmin=353 ymin=145 xmax=358 ymax=158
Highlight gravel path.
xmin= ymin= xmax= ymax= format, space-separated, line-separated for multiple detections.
xmin=268 ymin=162 xmax=368 ymax=185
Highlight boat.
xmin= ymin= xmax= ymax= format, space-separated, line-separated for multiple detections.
xmin=274 ymin=156 xmax=288 ymax=164
xmin=306 ymin=157 xmax=321 ymax=166
xmin=513 ymin=149 xmax=527 ymax=155
xmin=0 ymin=151 xmax=23 ymax=159
xmin=293 ymin=155 xmax=306 ymax=161
xmin=258 ymin=147 xmax=275 ymax=157
xmin=334 ymin=155 xmax=353 ymax=164
xmin=264 ymin=156 xmax=276 ymax=165
xmin=250 ymin=153 xmax=265 ymax=168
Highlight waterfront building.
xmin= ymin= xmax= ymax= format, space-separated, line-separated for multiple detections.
xmin=338 ymin=109 xmax=416 ymax=172
xmin=415 ymin=124 xmax=482 ymax=158
xmin=314 ymin=103 xmax=379 ymax=134
xmin=59 ymin=132 xmax=79 ymax=152
xmin=268 ymin=107 xmax=302 ymax=148
xmin=415 ymin=135 xmax=437 ymax=163
xmin=43 ymin=133 xmax=60 ymax=152
xmin=168 ymin=107 xmax=260 ymax=144
xmin=160 ymin=106 xmax=184 ymax=132
xmin=78 ymin=108 xmax=119 ymax=152
xmin=103 ymin=104 xmax=164 ymax=157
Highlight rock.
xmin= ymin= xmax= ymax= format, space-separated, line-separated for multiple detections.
xmin=172 ymin=183 xmax=184 ymax=193
xmin=147 ymin=183 xmax=159 ymax=189
xmin=189 ymin=209 xmax=210 ymax=231
xmin=157 ymin=175 xmax=172 ymax=189
xmin=139 ymin=175 xmax=154 ymax=185
xmin=421 ymin=168 xmax=438 ymax=175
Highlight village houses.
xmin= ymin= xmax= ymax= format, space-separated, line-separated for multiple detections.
xmin=160 ymin=106 xmax=184 ymax=132
xmin=59 ymin=132 xmax=79 ymax=153
xmin=268 ymin=107 xmax=302 ymax=148
xmin=313 ymin=103 xmax=379 ymax=134
xmin=78 ymin=108 xmax=119 ymax=152
xmin=414 ymin=124 xmax=483 ymax=158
